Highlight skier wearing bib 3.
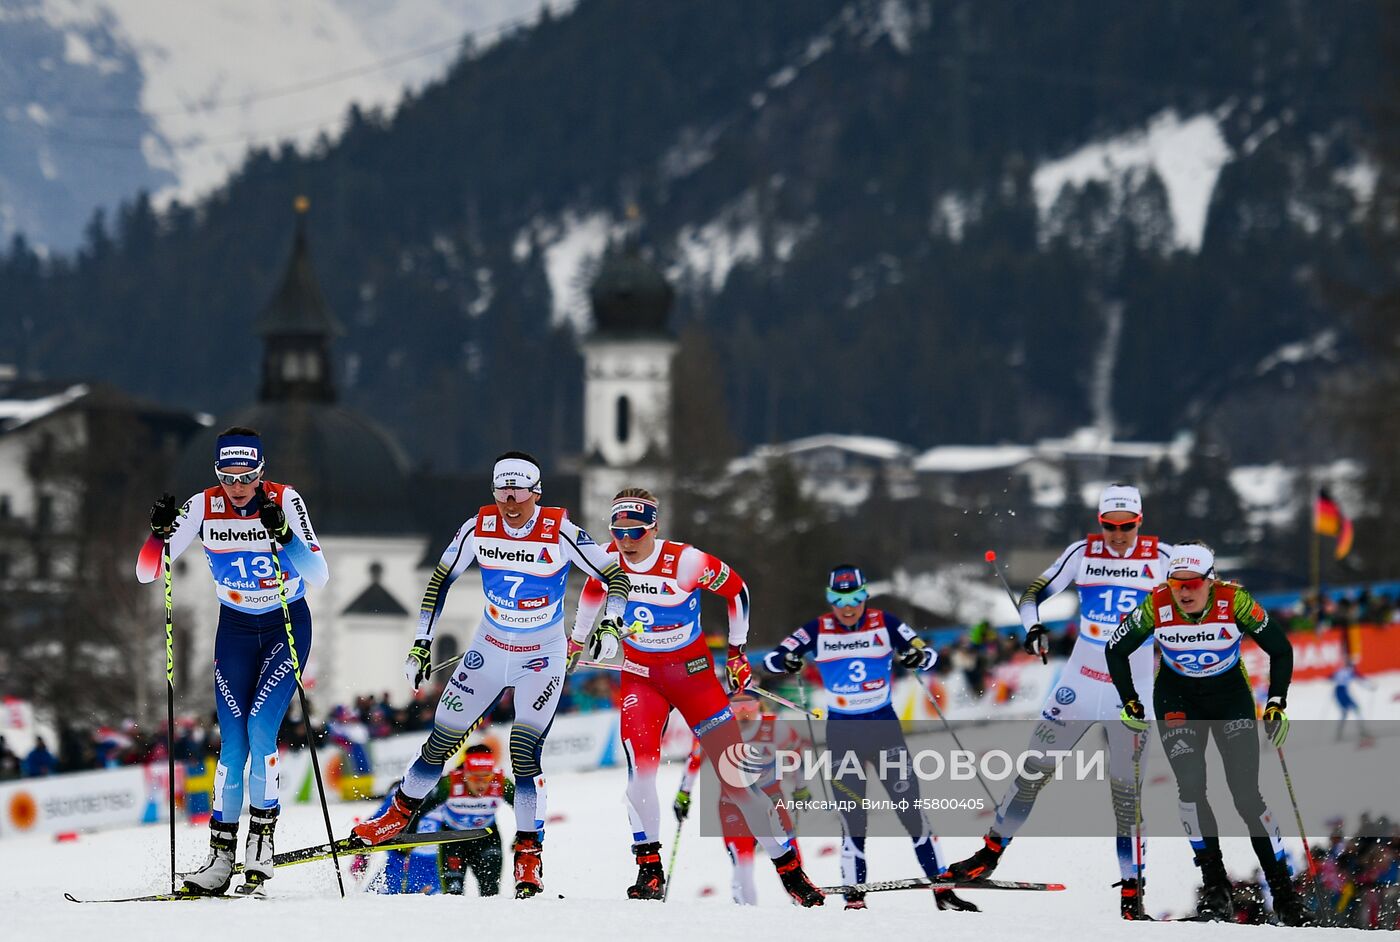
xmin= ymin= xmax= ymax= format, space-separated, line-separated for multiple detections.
xmin=764 ymin=565 xmax=970 ymax=912
xmin=137 ymin=427 xmax=329 ymax=896
xmin=350 ymin=452 xmax=630 ymax=899
xmin=942 ymin=483 xmax=1172 ymax=920
xmin=570 ymin=488 xmax=823 ymax=906
xmin=1105 ymin=542 xmax=1309 ymax=926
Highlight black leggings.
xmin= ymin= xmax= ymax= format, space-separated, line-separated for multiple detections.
xmin=440 ymin=833 xmax=503 ymax=896
xmin=1154 ymin=671 xmax=1281 ymax=869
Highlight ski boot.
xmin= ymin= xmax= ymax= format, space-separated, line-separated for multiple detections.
xmin=234 ymin=806 xmax=278 ymax=896
xmin=514 ymin=831 xmax=544 ymax=898
xmin=1264 ymin=863 xmax=1313 ymax=927
xmin=1193 ymin=848 xmax=1235 ymax=922
xmin=349 ymin=787 xmax=421 ymax=847
xmin=935 ymin=887 xmax=981 ymax=911
xmin=1114 ymin=877 xmax=1152 ymax=920
xmin=844 ymin=891 xmax=868 ymax=910
xmin=626 ymin=841 xmax=665 ymax=900
xmin=939 ymin=834 xmax=1005 ymax=882
xmin=182 ymin=820 xmax=239 ymax=896
xmin=773 ymin=848 xmax=824 ymax=907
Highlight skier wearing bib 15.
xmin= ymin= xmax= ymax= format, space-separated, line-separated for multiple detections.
xmin=1106 ymin=542 xmax=1309 ymax=925
xmin=942 ymin=483 xmax=1172 ymax=920
xmin=350 ymin=452 xmax=631 ymax=899
xmin=569 ymin=488 xmax=824 ymax=906
xmin=764 ymin=565 xmax=973 ymax=912
xmin=137 ymin=427 xmax=329 ymax=896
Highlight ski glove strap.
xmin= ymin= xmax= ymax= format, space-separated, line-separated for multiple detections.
xmin=1262 ymin=697 xmax=1289 ymax=747
xmin=1120 ymin=698 xmax=1148 ymax=732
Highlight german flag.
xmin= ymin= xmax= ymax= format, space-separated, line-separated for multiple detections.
xmin=1314 ymin=489 xmax=1354 ymax=560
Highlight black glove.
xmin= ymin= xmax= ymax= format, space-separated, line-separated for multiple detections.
xmin=150 ymin=493 xmax=178 ymax=539
xmin=780 ymin=650 xmax=804 ymax=674
xmin=898 ymin=638 xmax=936 ymax=671
xmin=258 ymin=487 xmax=293 ymax=545
xmin=1023 ymin=624 xmax=1049 ymax=658
xmin=404 ymin=640 xmax=432 ymax=690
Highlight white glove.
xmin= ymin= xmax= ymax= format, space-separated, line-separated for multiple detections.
xmin=588 ymin=617 xmax=624 ymax=661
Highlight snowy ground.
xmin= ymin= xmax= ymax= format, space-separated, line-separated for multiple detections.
xmin=5 ymin=673 xmax=1395 ymax=939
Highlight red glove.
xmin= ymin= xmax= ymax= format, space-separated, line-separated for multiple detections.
xmin=566 ymin=636 xmax=586 ymax=674
xmin=725 ymin=644 xmax=752 ymax=695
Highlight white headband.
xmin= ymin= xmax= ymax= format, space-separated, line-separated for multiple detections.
xmin=492 ymin=457 xmax=542 ymax=493
xmin=1168 ymin=545 xmax=1215 ymax=577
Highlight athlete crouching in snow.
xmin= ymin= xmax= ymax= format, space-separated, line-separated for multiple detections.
xmin=350 ymin=452 xmax=630 ymax=898
xmin=569 ymin=488 xmax=824 ymax=906
xmin=138 ymin=427 xmax=329 ymax=896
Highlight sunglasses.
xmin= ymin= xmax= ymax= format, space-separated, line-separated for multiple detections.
xmin=826 ymin=589 xmax=868 ymax=607
xmin=1099 ymin=517 xmax=1141 ymax=532
xmin=214 ymin=463 xmax=263 ymax=486
xmin=493 ymin=486 xmax=535 ymax=501
xmin=1167 ymin=575 xmax=1208 ymax=591
xmin=610 ymin=524 xmax=655 ymax=542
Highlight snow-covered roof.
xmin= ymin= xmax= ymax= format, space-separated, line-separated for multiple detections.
xmin=914 ymin=445 xmax=1033 ymax=473
xmin=769 ymin=434 xmax=914 ymax=462
xmin=0 ymin=384 xmax=88 ymax=433
xmin=1036 ymin=426 xmax=1192 ymax=462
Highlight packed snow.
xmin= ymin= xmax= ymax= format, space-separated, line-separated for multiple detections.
xmin=5 ymin=672 xmax=1393 ymax=938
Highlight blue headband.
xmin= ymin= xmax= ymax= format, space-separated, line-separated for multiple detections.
xmin=611 ymin=497 xmax=658 ymax=527
xmin=215 ymin=434 xmax=263 ymax=471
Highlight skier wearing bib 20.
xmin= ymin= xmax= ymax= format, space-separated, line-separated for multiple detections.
xmin=137 ymin=427 xmax=329 ymax=896
xmin=570 ymin=488 xmax=824 ymax=906
xmin=350 ymin=452 xmax=631 ymax=899
xmin=764 ymin=565 xmax=974 ymax=912
xmin=1106 ymin=542 xmax=1310 ymax=926
xmin=420 ymin=743 xmax=514 ymax=896
xmin=942 ymin=483 xmax=1172 ymax=920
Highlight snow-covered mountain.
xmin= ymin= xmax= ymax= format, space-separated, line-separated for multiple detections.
xmin=0 ymin=0 xmax=564 ymax=250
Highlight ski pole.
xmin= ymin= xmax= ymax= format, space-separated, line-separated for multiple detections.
xmin=572 ymin=660 xmax=824 ymax=718
xmin=663 ymin=818 xmax=682 ymax=901
xmin=1276 ymin=745 xmax=1321 ymax=913
xmin=1132 ymin=730 xmax=1145 ymax=889
xmin=268 ymin=533 xmax=345 ymax=898
xmin=797 ymin=677 xmax=833 ymax=803
xmin=163 ymin=539 xmax=177 ymax=895
xmin=984 ymin=549 xmax=1046 ymax=664
xmin=918 ymin=683 xmax=999 ymax=805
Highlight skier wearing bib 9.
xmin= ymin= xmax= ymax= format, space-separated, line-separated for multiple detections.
xmin=350 ymin=452 xmax=631 ymax=899
xmin=570 ymin=488 xmax=824 ymax=907
xmin=1106 ymin=542 xmax=1310 ymax=926
xmin=942 ymin=484 xmax=1172 ymax=920
xmin=764 ymin=565 xmax=972 ymax=912
xmin=136 ymin=427 xmax=329 ymax=896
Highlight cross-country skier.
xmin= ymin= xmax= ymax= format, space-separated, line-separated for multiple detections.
xmin=1105 ymin=542 xmax=1310 ymax=925
xmin=569 ymin=488 xmax=824 ymax=906
xmin=420 ymin=743 xmax=513 ymax=896
xmin=764 ymin=565 xmax=974 ymax=912
xmin=349 ymin=452 xmax=630 ymax=898
xmin=1332 ymin=657 xmax=1373 ymax=741
xmin=137 ymin=427 xmax=329 ymax=896
xmin=673 ymin=693 xmax=807 ymax=904
xmin=942 ymin=483 xmax=1172 ymax=919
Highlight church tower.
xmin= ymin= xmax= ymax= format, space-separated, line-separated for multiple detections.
xmin=579 ymin=237 xmax=677 ymax=531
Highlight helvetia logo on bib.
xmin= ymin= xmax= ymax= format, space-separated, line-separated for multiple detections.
xmin=717 ymin=742 xmax=767 ymax=788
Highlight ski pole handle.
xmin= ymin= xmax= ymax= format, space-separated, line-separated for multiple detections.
xmin=984 ymin=549 xmax=1045 ymax=664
